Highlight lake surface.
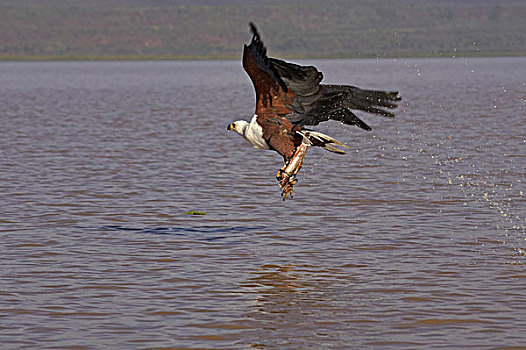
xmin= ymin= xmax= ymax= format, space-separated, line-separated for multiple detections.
xmin=1 ymin=57 xmax=525 ymax=349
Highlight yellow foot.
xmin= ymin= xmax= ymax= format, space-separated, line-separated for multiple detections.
xmin=281 ymin=182 xmax=294 ymax=200
xmin=276 ymin=169 xmax=295 ymax=187
xmin=276 ymin=164 xmax=289 ymax=181
xmin=276 ymin=168 xmax=295 ymax=200
xmin=276 ymin=168 xmax=284 ymax=181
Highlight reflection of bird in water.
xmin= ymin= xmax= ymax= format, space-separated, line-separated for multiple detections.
xmin=240 ymin=263 xmax=356 ymax=348
xmin=244 ymin=264 xmax=305 ymax=315
xmin=251 ymin=265 xmax=301 ymax=292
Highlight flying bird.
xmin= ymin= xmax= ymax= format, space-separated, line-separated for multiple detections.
xmin=228 ymin=23 xmax=401 ymax=199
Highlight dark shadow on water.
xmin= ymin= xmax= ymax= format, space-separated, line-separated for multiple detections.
xmin=98 ymin=224 xmax=266 ymax=241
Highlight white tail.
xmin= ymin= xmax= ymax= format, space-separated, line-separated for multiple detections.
xmin=296 ymin=130 xmax=349 ymax=154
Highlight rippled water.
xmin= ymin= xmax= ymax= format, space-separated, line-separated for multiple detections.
xmin=1 ymin=58 xmax=525 ymax=349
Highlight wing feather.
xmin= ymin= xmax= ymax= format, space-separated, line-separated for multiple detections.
xmin=242 ymin=24 xmax=401 ymax=132
xmin=243 ymin=23 xmax=293 ymax=118
xmin=242 ymin=24 xmax=298 ymax=160
xmin=242 ymin=23 xmax=401 ymax=137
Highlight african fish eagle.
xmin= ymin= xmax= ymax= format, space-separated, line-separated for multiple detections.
xmin=228 ymin=23 xmax=401 ymax=199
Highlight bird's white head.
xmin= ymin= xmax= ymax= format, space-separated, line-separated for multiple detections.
xmin=227 ymin=120 xmax=249 ymax=136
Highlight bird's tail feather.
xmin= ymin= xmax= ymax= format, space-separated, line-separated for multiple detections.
xmin=297 ymin=130 xmax=348 ymax=154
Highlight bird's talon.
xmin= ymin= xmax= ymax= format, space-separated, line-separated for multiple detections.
xmin=280 ymin=182 xmax=294 ymax=200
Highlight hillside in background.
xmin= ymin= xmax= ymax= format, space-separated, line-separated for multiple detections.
xmin=1 ymin=0 xmax=525 ymax=60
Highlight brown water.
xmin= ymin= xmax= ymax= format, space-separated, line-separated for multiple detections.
xmin=1 ymin=58 xmax=525 ymax=349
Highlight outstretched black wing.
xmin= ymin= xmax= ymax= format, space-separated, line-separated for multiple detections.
xmin=243 ymin=22 xmax=295 ymax=120
xmin=244 ymin=23 xmax=401 ymax=131
xmin=270 ymin=58 xmax=401 ymax=131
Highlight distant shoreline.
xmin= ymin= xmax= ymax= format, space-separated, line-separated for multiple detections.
xmin=1 ymin=52 xmax=525 ymax=62
xmin=3 ymin=0 xmax=524 ymax=64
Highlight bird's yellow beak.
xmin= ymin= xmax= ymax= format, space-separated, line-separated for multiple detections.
xmin=227 ymin=123 xmax=235 ymax=131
